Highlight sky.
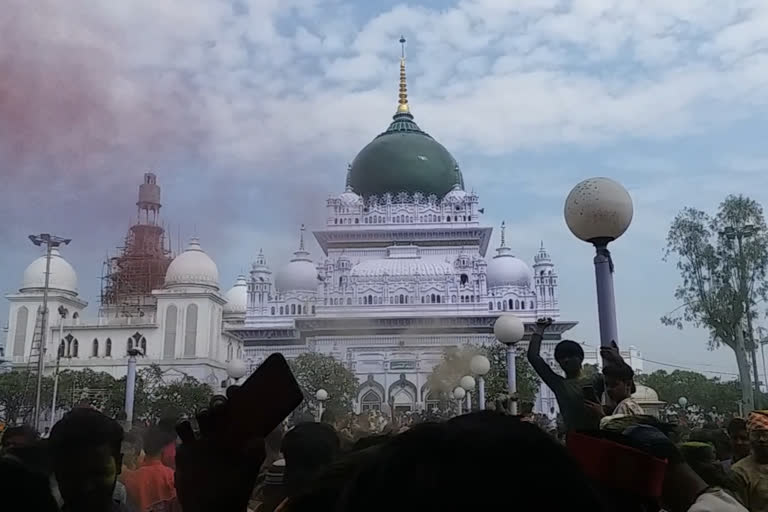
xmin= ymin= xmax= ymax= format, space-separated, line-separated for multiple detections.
xmin=3 ymin=0 xmax=768 ymax=380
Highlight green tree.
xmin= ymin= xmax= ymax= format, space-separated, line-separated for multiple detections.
xmin=0 ymin=370 xmax=29 ymax=424
xmin=427 ymin=343 xmax=540 ymax=406
xmin=637 ymin=369 xmax=754 ymax=415
xmin=663 ymin=195 xmax=768 ymax=411
xmin=145 ymin=375 xmax=213 ymax=420
xmin=289 ymin=353 xmax=357 ymax=414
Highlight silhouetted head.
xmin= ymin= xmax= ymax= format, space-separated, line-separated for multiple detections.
xmin=282 ymin=422 xmax=340 ymax=498
xmin=1 ymin=424 xmax=38 ymax=452
xmin=49 ymin=409 xmax=123 ymax=512
xmin=603 ymin=364 xmax=635 ymax=404
xmin=727 ymin=418 xmax=749 ymax=462
xmin=142 ymin=427 xmax=170 ymax=458
xmin=0 ymin=456 xmax=58 ymax=512
xmin=337 ymin=412 xmax=603 ymax=512
xmin=554 ymin=340 xmax=584 ymax=378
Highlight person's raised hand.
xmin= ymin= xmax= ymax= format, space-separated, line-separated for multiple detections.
xmin=584 ymin=400 xmax=605 ymax=419
xmin=534 ymin=317 xmax=554 ymax=335
xmin=600 ymin=340 xmax=624 ymax=366
xmin=175 ymin=390 xmax=265 ymax=512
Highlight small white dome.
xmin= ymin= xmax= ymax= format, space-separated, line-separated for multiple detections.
xmin=165 ymin=238 xmax=219 ymax=290
xmin=21 ymin=248 xmax=78 ymax=295
xmin=443 ymin=184 xmax=467 ymax=203
xmin=276 ymin=259 xmax=319 ymax=293
xmin=632 ymin=385 xmax=661 ymax=403
xmin=224 ymin=275 xmax=248 ymax=314
xmin=338 ymin=186 xmax=362 ymax=206
xmin=487 ymin=252 xmax=532 ymax=288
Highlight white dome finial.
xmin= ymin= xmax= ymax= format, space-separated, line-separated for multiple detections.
xmin=165 ymin=237 xmax=220 ymax=290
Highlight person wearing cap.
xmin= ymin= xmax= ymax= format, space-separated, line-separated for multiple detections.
xmin=732 ymin=410 xmax=768 ymax=511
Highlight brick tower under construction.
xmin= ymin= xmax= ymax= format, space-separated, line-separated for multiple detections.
xmin=100 ymin=173 xmax=173 ymax=321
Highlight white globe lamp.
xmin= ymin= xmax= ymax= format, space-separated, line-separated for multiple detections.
xmin=460 ymin=375 xmax=476 ymax=392
xmin=494 ymin=314 xmax=525 ymax=345
xmin=564 ymin=177 xmax=633 ymax=243
xmin=453 ymin=387 xmax=466 ymax=400
xmin=678 ymin=396 xmax=688 ymax=408
xmin=470 ymin=355 xmax=490 ymax=376
xmin=564 ymin=177 xmax=633 ymax=349
xmin=226 ymin=359 xmax=247 ymax=381
xmin=316 ymin=388 xmax=329 ymax=402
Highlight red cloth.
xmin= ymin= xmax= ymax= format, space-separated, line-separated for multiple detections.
xmin=160 ymin=442 xmax=176 ymax=469
xmin=122 ymin=458 xmax=176 ymax=512
xmin=567 ymin=432 xmax=668 ymax=498
xmin=747 ymin=410 xmax=768 ymax=432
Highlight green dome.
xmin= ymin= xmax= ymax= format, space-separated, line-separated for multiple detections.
xmin=348 ymin=112 xmax=464 ymax=199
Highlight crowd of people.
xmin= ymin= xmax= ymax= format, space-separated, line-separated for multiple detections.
xmin=1 ymin=318 xmax=767 ymax=511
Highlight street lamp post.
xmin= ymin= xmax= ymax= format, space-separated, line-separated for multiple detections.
xmin=453 ymin=387 xmax=466 ymax=415
xmin=564 ymin=178 xmax=633 ymax=348
xmin=494 ymin=314 xmax=525 ymax=415
xmin=316 ymin=388 xmax=329 ymax=421
xmin=722 ymin=224 xmax=760 ymax=407
xmin=28 ymin=233 xmax=71 ymax=431
xmin=460 ymin=375 xmax=476 ymax=412
xmin=50 ymin=306 xmax=69 ymax=426
xmin=124 ymin=348 xmax=143 ymax=430
xmin=470 ymin=355 xmax=490 ymax=410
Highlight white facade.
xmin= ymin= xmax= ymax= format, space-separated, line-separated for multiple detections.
xmin=4 ymin=238 xmax=244 ymax=390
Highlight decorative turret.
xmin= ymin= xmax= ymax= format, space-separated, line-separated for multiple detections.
xmin=533 ymin=241 xmax=558 ymax=313
xmin=248 ymin=249 xmax=274 ymax=315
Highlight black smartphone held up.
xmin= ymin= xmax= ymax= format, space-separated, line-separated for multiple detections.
xmin=222 ymin=353 xmax=304 ymax=444
xmin=582 ymin=385 xmax=599 ymax=404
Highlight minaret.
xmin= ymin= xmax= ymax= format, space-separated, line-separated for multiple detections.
xmin=137 ymin=172 xmax=161 ymax=226
xmin=533 ymin=241 xmax=558 ymax=312
xmin=248 ymin=249 xmax=273 ymax=316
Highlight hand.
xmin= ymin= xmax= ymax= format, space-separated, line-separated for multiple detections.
xmin=600 ymin=341 xmax=624 ymax=365
xmin=175 ymin=391 xmax=265 ymax=512
xmin=584 ymin=400 xmax=605 ymax=419
xmin=534 ymin=317 xmax=554 ymax=335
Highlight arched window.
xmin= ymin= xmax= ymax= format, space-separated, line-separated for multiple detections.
xmin=470 ymin=295 xmax=475 ymax=302
xmin=497 ymin=301 xmax=502 ymax=310
xmin=184 ymin=304 xmax=198 ymax=357
xmin=105 ymin=338 xmax=112 ymax=357
xmin=127 ymin=338 xmax=133 ymax=351
xmin=430 ymin=294 xmax=435 ymax=303
xmin=421 ymin=296 xmax=425 ymax=303
xmin=461 ymin=295 xmax=465 ymax=303
xmin=92 ymin=339 xmax=99 ymax=357
xmin=164 ymin=305 xmax=177 ymax=358
xmin=347 ymin=298 xmax=352 ymax=305
xmin=447 ymin=216 xmax=451 ymax=222
xmin=530 ymin=301 xmax=534 ymax=309
xmin=280 ymin=306 xmax=284 ymax=314
xmin=72 ymin=339 xmax=79 ymax=358
xmin=437 ymin=295 xmax=441 ymax=303
xmin=502 ymin=301 xmax=508 ymax=311
xmin=390 ymin=297 xmax=394 ymax=304
xmin=509 ymin=299 xmax=514 ymax=310
xmin=271 ymin=307 xmax=275 ymax=315
xmin=140 ymin=337 xmax=147 ymax=354
xmin=291 ymin=304 xmax=296 ymax=315
xmin=399 ymin=294 xmax=405 ymax=304
xmin=58 ymin=340 xmax=66 ymax=358
xmin=355 ymin=218 xmax=359 ymax=224
xmin=515 ymin=300 xmax=520 ymax=309
xmin=12 ymin=306 xmax=29 ymax=357
xmin=489 ymin=301 xmax=494 ymax=310
xmin=303 ymin=305 xmax=307 ymax=314
xmin=521 ymin=301 xmax=526 ymax=310
xmin=460 ymin=274 xmax=469 ymax=286
xmin=334 ymin=218 xmax=338 ymax=224
xmin=311 ymin=305 xmax=316 ymax=314
xmin=368 ymin=295 xmax=373 ymax=305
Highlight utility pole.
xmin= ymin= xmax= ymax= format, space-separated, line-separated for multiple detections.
xmin=50 ymin=306 xmax=68 ymax=425
xmin=28 ymin=234 xmax=71 ymax=432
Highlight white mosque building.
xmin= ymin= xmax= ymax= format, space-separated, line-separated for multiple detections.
xmin=2 ymin=51 xmax=642 ymax=413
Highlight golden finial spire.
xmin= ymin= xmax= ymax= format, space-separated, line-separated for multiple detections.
xmin=500 ymin=221 xmax=507 ymax=247
xmin=397 ymin=36 xmax=410 ymax=114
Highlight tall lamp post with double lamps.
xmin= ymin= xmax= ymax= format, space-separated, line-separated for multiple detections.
xmin=494 ymin=314 xmax=525 ymax=415
xmin=564 ymin=178 xmax=633 ymax=348
xmin=28 ymin=233 xmax=71 ymax=431
xmin=460 ymin=376 xmax=476 ymax=412
xmin=470 ymin=355 xmax=490 ymax=410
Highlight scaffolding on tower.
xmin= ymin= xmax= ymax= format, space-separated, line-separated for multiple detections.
xmin=100 ymin=173 xmax=173 ymax=320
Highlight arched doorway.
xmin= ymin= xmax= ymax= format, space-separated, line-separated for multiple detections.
xmin=360 ymin=390 xmax=383 ymax=412
xmin=388 ymin=374 xmax=417 ymax=413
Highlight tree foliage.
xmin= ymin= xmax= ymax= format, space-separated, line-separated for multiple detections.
xmin=427 ymin=343 xmax=540 ymax=405
xmin=637 ymin=369 xmax=761 ymax=416
xmin=289 ymin=353 xmax=357 ymax=414
xmin=663 ymin=195 xmax=768 ymax=410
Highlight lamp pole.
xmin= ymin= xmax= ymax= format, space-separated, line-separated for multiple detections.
xmin=723 ymin=224 xmax=760 ymax=407
xmin=124 ymin=348 xmax=143 ymax=429
xmin=453 ymin=387 xmax=466 ymax=415
xmin=316 ymin=388 xmax=329 ymax=421
xmin=564 ymin=178 xmax=633 ymax=348
xmin=470 ymin=355 xmax=490 ymax=410
xmin=460 ymin=376 xmax=476 ymax=412
xmin=50 ymin=306 xmax=68 ymax=426
xmin=494 ymin=314 xmax=525 ymax=415
xmin=28 ymin=233 xmax=71 ymax=431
